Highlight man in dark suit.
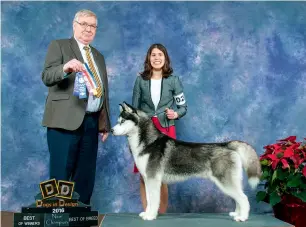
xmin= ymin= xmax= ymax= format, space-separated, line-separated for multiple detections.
xmin=41 ymin=9 xmax=111 ymax=205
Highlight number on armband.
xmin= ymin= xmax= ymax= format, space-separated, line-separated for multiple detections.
xmin=174 ymin=93 xmax=186 ymax=105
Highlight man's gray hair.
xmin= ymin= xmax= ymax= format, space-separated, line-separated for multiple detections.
xmin=74 ymin=9 xmax=98 ymax=25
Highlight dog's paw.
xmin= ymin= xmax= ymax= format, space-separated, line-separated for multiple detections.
xmin=233 ymin=216 xmax=247 ymax=222
xmin=229 ymin=212 xmax=238 ymax=217
xmin=139 ymin=212 xmax=146 ymax=218
xmin=139 ymin=212 xmax=157 ymax=221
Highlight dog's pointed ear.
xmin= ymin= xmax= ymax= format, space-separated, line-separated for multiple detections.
xmin=121 ymin=102 xmax=128 ymax=111
xmin=122 ymin=102 xmax=135 ymax=113
xmin=119 ymin=104 xmax=124 ymax=113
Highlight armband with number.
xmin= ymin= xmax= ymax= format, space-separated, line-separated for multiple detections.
xmin=174 ymin=93 xmax=186 ymax=105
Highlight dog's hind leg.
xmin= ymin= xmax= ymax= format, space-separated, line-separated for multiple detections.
xmin=226 ymin=187 xmax=249 ymax=222
xmin=139 ymin=176 xmax=162 ymax=221
xmin=229 ymin=201 xmax=240 ymax=218
xmin=211 ymin=176 xmax=250 ymax=222
xmin=228 ymin=200 xmax=244 ymax=219
xmin=210 ymin=156 xmax=250 ymax=222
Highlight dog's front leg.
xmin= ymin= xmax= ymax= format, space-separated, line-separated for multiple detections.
xmin=139 ymin=175 xmax=151 ymax=218
xmin=139 ymin=177 xmax=161 ymax=221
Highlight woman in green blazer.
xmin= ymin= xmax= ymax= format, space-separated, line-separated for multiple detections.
xmin=132 ymin=43 xmax=188 ymax=213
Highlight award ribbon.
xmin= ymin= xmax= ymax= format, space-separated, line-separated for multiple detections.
xmin=77 ymin=72 xmax=87 ymax=99
xmin=83 ymin=63 xmax=99 ymax=97
xmin=73 ymin=63 xmax=100 ymax=99
xmin=73 ymin=72 xmax=87 ymax=99
xmin=80 ymin=64 xmax=98 ymax=96
xmin=73 ymin=73 xmax=80 ymax=97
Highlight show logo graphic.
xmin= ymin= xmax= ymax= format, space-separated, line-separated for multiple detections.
xmin=14 ymin=179 xmax=98 ymax=227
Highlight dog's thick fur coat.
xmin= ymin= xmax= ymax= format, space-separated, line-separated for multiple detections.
xmin=111 ymin=102 xmax=261 ymax=222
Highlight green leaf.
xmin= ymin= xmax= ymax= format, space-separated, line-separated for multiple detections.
xmin=256 ymin=191 xmax=267 ymax=202
xmin=287 ymin=175 xmax=302 ymax=187
xmin=270 ymin=191 xmax=281 ymax=206
xmin=292 ymin=191 xmax=306 ymax=202
xmin=300 ymin=182 xmax=306 ymax=189
xmin=260 ymin=159 xmax=269 ymax=166
xmin=261 ymin=170 xmax=270 ymax=180
xmin=272 ymin=171 xmax=277 ymax=182
xmin=276 ymin=168 xmax=289 ymax=180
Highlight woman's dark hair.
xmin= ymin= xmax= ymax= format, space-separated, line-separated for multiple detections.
xmin=139 ymin=43 xmax=173 ymax=80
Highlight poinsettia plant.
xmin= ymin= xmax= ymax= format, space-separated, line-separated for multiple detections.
xmin=256 ymin=136 xmax=306 ymax=206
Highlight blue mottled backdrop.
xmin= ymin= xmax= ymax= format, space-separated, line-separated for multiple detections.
xmin=2 ymin=1 xmax=306 ymax=214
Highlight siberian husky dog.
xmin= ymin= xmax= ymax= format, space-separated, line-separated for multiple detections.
xmin=111 ymin=102 xmax=261 ymax=222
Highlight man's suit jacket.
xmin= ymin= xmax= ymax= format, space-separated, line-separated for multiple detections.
xmin=42 ymin=38 xmax=111 ymax=132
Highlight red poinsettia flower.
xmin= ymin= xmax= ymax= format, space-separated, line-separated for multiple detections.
xmin=260 ymin=136 xmax=305 ymax=170
xmin=257 ymin=136 xmax=306 ymax=207
xmin=264 ymin=147 xmax=294 ymax=170
xmin=263 ymin=143 xmax=282 ymax=154
xmin=278 ymin=136 xmax=297 ymax=143
xmin=290 ymin=154 xmax=305 ymax=169
xmin=303 ymin=166 xmax=306 ymax=177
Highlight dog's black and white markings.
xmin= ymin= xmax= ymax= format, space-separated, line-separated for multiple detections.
xmin=111 ymin=102 xmax=261 ymax=222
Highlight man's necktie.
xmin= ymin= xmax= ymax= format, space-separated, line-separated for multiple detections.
xmin=83 ymin=46 xmax=103 ymax=98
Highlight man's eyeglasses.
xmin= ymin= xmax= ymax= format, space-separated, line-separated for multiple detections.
xmin=75 ymin=21 xmax=98 ymax=30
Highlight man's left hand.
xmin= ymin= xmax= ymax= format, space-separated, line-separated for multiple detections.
xmin=100 ymin=132 xmax=109 ymax=142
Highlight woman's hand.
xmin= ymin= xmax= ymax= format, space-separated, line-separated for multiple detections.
xmin=165 ymin=108 xmax=178 ymax=119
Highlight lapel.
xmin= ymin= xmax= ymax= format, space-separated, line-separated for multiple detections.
xmin=157 ymin=77 xmax=164 ymax=109
xmin=69 ymin=37 xmax=84 ymax=63
xmin=146 ymin=79 xmax=155 ymax=109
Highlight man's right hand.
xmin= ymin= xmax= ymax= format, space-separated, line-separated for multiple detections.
xmin=63 ymin=59 xmax=85 ymax=73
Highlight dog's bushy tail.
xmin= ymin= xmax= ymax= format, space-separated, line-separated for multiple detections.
xmin=229 ymin=141 xmax=262 ymax=189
